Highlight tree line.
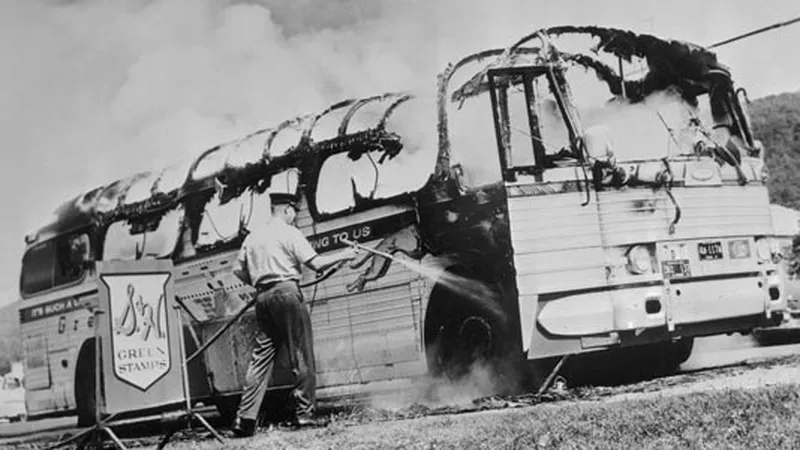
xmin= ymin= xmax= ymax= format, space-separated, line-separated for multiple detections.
xmin=750 ymin=91 xmax=800 ymax=209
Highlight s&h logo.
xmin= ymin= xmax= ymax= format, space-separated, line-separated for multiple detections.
xmin=102 ymin=273 xmax=171 ymax=391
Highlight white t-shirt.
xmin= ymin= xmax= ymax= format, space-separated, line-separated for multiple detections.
xmin=237 ymin=220 xmax=318 ymax=286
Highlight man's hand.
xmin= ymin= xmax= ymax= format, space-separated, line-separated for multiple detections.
xmin=306 ymin=246 xmax=362 ymax=273
xmin=339 ymin=247 xmax=361 ymax=262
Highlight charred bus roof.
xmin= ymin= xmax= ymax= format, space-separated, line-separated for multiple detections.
xmin=442 ymin=26 xmax=731 ymax=106
xmin=28 ymin=92 xmax=414 ymax=245
xmin=434 ymin=26 xmax=735 ymax=175
xmin=28 ymin=26 xmax=734 ymax=245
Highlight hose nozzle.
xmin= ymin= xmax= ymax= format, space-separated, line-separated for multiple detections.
xmin=340 ymin=237 xmax=398 ymax=261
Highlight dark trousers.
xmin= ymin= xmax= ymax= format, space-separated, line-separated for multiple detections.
xmin=236 ymin=281 xmax=316 ymax=421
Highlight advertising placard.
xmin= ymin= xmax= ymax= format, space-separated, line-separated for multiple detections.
xmin=96 ymin=260 xmax=184 ymax=416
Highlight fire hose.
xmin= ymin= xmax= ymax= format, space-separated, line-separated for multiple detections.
xmin=343 ymin=237 xmax=573 ymax=395
xmin=184 ymin=257 xmax=351 ymax=364
xmin=339 ymin=237 xmax=396 ymax=259
xmin=185 ymin=241 xmax=573 ymax=396
xmin=183 ymin=240 xmax=382 ymax=364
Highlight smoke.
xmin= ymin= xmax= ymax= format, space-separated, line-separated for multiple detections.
xmin=580 ymin=89 xmax=699 ymax=161
xmin=368 ymin=359 xmax=503 ymax=412
xmin=1 ymin=0 xmax=797 ymax=295
xmin=0 ymin=0 xmax=431 ymax=292
xmin=361 ymin=257 xmax=519 ymax=411
xmin=1 ymin=1 xmax=431 ymax=223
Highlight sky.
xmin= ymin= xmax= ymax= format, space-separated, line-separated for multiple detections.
xmin=1 ymin=0 xmax=799 ymax=305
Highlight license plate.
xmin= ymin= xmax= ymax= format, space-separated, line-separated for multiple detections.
xmin=698 ymin=241 xmax=723 ymax=261
xmin=662 ymin=259 xmax=691 ymax=278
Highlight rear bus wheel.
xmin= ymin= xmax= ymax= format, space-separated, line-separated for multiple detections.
xmin=428 ymin=314 xmax=495 ymax=380
xmin=75 ymin=339 xmax=97 ymax=427
xmin=424 ymin=280 xmax=520 ymax=395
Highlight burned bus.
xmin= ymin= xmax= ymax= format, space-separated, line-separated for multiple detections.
xmin=17 ymin=26 xmax=784 ymax=424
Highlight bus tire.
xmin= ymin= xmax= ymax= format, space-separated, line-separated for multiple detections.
xmin=664 ymin=337 xmax=694 ymax=369
xmin=424 ymin=275 xmax=519 ymax=394
xmin=632 ymin=338 xmax=695 ymax=379
xmin=75 ymin=339 xmax=97 ymax=427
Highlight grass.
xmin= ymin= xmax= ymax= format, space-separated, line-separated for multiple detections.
xmin=156 ymin=383 xmax=800 ymax=450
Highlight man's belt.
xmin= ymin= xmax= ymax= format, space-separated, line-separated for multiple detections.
xmin=255 ymin=279 xmax=299 ymax=292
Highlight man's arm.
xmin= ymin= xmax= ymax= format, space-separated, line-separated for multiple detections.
xmin=234 ymin=244 xmax=252 ymax=286
xmin=290 ymin=226 xmax=359 ymax=273
xmin=305 ymin=248 xmax=359 ymax=272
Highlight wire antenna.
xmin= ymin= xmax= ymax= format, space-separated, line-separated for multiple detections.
xmin=709 ymin=15 xmax=800 ymax=49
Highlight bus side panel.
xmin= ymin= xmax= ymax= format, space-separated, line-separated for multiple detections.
xmin=296 ymin=206 xmax=427 ymax=387
xmin=174 ymin=253 xmax=278 ymax=396
xmin=307 ymin=262 xmax=424 ymax=384
xmin=174 ymin=249 xmax=362 ymax=394
xmin=174 ymin=239 xmax=427 ymax=397
xmin=19 ymin=290 xmax=95 ymax=417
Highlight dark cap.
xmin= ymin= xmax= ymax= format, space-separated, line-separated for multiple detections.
xmin=269 ymin=192 xmax=300 ymax=207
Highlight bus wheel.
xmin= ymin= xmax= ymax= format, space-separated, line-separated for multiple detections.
xmin=663 ymin=337 xmax=694 ymax=370
xmin=425 ymin=309 xmax=516 ymax=393
xmin=75 ymin=339 xmax=97 ymax=427
xmin=443 ymin=314 xmax=494 ymax=380
xmin=632 ymin=338 xmax=695 ymax=379
xmin=424 ymin=271 xmax=521 ymax=395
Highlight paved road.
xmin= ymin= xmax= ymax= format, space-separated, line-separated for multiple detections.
xmin=0 ymin=416 xmax=75 ymax=439
xmin=682 ymin=332 xmax=800 ymax=371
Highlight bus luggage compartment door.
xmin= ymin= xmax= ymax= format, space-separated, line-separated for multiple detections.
xmin=200 ymin=313 xmax=293 ymax=394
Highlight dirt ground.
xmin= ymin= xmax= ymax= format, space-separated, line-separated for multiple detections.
xmin=3 ymin=339 xmax=799 ymax=449
xmin=153 ymin=353 xmax=800 ymax=450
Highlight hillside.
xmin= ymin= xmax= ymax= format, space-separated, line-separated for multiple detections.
xmin=750 ymin=91 xmax=800 ymax=209
xmin=0 ymin=301 xmax=20 ymax=375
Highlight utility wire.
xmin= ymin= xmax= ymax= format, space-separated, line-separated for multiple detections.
xmin=621 ymin=15 xmax=800 ymax=78
xmin=709 ymin=15 xmax=800 ymax=49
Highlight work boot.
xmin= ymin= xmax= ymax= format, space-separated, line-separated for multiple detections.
xmin=231 ymin=416 xmax=257 ymax=437
xmin=293 ymin=414 xmax=320 ymax=428
xmin=291 ymin=388 xmax=317 ymax=428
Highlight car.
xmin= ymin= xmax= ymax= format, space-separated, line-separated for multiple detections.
xmin=0 ymin=375 xmax=27 ymax=423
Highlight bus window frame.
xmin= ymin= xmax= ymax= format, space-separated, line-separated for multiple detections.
xmin=304 ymin=133 xmax=426 ymax=222
xmin=101 ymin=207 xmax=184 ymax=262
xmin=175 ymin=188 xmax=249 ymax=262
xmin=193 ymin=192 xmax=251 ymax=251
xmin=180 ymin=168 xmax=302 ymax=258
xmin=487 ymin=65 xmax=582 ymax=182
xmin=19 ymin=230 xmax=92 ymax=299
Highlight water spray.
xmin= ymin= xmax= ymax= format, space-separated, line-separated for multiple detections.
xmin=184 ymin=261 xmax=345 ymax=364
xmin=340 ymin=236 xmax=442 ymax=282
xmin=342 ymin=239 xmax=571 ymax=397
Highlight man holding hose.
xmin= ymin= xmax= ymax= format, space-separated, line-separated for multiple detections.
xmin=231 ymin=192 xmax=359 ymax=437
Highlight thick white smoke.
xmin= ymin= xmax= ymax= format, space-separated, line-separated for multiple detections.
xmin=0 ymin=0 xmax=516 ymax=291
xmin=1 ymin=0 xmax=798 ymax=299
xmin=369 ymin=361 xmax=500 ymax=412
